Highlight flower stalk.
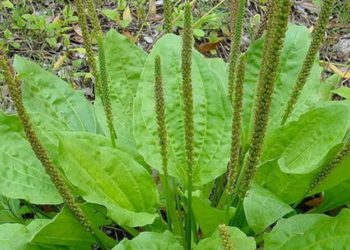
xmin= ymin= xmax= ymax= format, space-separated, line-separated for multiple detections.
xmin=182 ymin=3 xmax=194 ymax=249
xmin=228 ymin=0 xmax=247 ymax=101
xmin=235 ymin=0 xmax=291 ymax=199
xmin=281 ymin=0 xmax=335 ymax=124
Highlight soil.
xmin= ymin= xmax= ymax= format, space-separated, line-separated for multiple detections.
xmin=0 ymin=0 xmax=349 ymax=108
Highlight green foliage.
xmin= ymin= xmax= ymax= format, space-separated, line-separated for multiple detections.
xmin=264 ymin=209 xmax=350 ymax=249
xmin=59 ymin=134 xmax=159 ymax=227
xmin=113 ymin=231 xmax=183 ymax=250
xmin=192 ymin=196 xmax=235 ymax=237
xmin=243 ymin=185 xmax=294 ymax=233
xmin=0 ymin=2 xmax=77 ymax=50
xmin=133 ymin=34 xmax=231 ymax=186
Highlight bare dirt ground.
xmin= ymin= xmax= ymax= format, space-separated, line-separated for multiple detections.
xmin=0 ymin=0 xmax=349 ymax=110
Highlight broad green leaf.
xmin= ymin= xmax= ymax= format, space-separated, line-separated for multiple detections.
xmin=195 ymin=226 xmax=256 ymax=250
xmin=192 ymin=196 xmax=235 ymax=237
xmin=315 ymin=150 xmax=350 ymax=192
xmin=264 ymin=208 xmax=350 ymax=249
xmin=112 ymin=231 xmax=183 ymax=250
xmin=133 ymin=34 xmax=231 ymax=186
xmin=0 ymin=220 xmax=49 ymax=250
xmin=243 ymin=185 xmax=294 ymax=233
xmin=242 ymin=25 xmax=322 ymax=146
xmin=256 ymin=102 xmax=350 ymax=203
xmin=257 ymin=145 xmax=350 ymax=204
xmin=207 ymin=58 xmax=228 ymax=90
xmin=0 ymin=113 xmax=62 ymax=204
xmin=59 ymin=136 xmax=159 ymax=227
xmin=333 ymin=86 xmax=350 ymax=100
xmin=0 ymin=197 xmax=24 ymax=224
xmin=261 ymin=102 xmax=350 ymax=174
xmin=313 ymin=180 xmax=350 ymax=213
xmin=95 ymin=29 xmax=147 ymax=153
xmin=0 ymin=224 xmax=30 ymax=249
xmin=31 ymin=206 xmax=96 ymax=248
xmin=14 ymin=55 xmax=101 ymax=133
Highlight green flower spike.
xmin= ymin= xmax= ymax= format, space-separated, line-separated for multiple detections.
xmin=219 ymin=224 xmax=234 ymax=250
xmin=75 ymin=0 xmax=101 ymax=95
xmin=227 ymin=54 xmax=246 ymax=194
xmin=254 ymin=0 xmax=273 ymax=39
xmin=164 ymin=0 xmax=173 ymax=33
xmin=182 ymin=2 xmax=194 ymax=249
xmin=0 ymin=50 xmax=93 ymax=235
xmin=85 ymin=0 xmax=117 ymax=147
xmin=228 ymin=0 xmax=247 ymax=101
xmin=308 ymin=138 xmax=350 ymax=194
xmin=235 ymin=0 xmax=291 ymax=199
xmin=154 ymin=55 xmax=169 ymax=196
xmin=282 ymin=0 xmax=335 ymax=124
xmin=229 ymin=0 xmax=239 ymax=35
xmin=85 ymin=0 xmax=103 ymax=35
xmin=154 ymin=55 xmax=180 ymax=234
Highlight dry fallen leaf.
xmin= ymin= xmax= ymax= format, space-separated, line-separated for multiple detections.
xmin=53 ymin=53 xmax=67 ymax=70
xmin=305 ymin=196 xmax=323 ymax=207
xmin=149 ymin=0 xmax=157 ymax=18
xmin=73 ymin=24 xmax=83 ymax=37
xmin=123 ymin=6 xmax=132 ymax=23
xmin=328 ymin=63 xmax=350 ymax=78
xmin=122 ymin=31 xmax=138 ymax=43
xmin=198 ymin=39 xmax=224 ymax=53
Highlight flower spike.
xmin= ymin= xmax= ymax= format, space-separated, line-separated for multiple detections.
xmin=282 ymin=0 xmax=335 ymax=124
xmin=308 ymin=138 xmax=350 ymax=194
xmin=235 ymin=0 xmax=291 ymax=198
xmin=83 ymin=0 xmax=117 ymax=146
xmin=182 ymin=2 xmax=194 ymax=249
xmin=219 ymin=224 xmax=234 ymax=250
xmin=227 ymin=54 xmax=246 ymax=194
xmin=228 ymin=0 xmax=247 ymax=101
xmin=164 ymin=0 xmax=173 ymax=33
xmin=75 ymin=0 xmax=101 ymax=95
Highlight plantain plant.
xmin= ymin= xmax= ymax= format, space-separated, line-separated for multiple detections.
xmin=1 ymin=0 xmax=350 ymax=249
